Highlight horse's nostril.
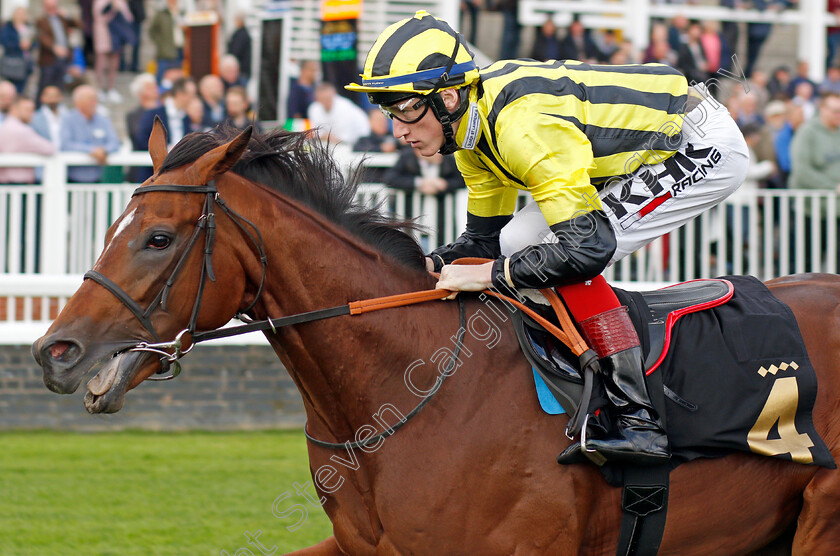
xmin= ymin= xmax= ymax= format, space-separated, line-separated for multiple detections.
xmin=50 ymin=342 xmax=70 ymax=359
xmin=44 ymin=340 xmax=82 ymax=366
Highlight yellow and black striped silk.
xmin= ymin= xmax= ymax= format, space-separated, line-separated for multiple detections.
xmin=454 ymin=60 xmax=689 ymax=226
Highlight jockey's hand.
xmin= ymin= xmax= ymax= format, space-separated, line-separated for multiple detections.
xmin=435 ymin=262 xmax=494 ymax=300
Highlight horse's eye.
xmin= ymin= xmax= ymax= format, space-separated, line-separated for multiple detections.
xmin=147 ymin=234 xmax=171 ymax=250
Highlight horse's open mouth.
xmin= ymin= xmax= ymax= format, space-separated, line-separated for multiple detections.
xmin=84 ymin=350 xmax=146 ymax=414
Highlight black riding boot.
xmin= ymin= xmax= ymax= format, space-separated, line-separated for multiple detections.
xmin=561 ymin=307 xmax=670 ymax=465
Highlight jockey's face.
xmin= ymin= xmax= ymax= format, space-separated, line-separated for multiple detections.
xmin=390 ymin=89 xmax=461 ymax=156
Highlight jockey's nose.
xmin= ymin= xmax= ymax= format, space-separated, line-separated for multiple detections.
xmin=392 ymin=118 xmax=408 ymax=139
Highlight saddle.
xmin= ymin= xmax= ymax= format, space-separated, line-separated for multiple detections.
xmin=512 ymin=279 xmax=733 ymax=421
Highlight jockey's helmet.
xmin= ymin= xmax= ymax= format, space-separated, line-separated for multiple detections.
xmin=345 ymin=11 xmax=478 ymax=154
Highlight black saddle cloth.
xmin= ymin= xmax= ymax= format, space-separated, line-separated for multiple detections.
xmin=518 ymin=275 xmax=836 ymax=471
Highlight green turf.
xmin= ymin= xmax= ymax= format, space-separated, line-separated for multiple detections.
xmin=0 ymin=430 xmax=332 ymax=555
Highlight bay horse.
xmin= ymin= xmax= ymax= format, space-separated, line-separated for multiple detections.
xmin=32 ymin=122 xmax=840 ymax=554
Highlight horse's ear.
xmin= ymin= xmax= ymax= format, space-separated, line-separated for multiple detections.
xmin=149 ymin=116 xmax=168 ymax=172
xmin=194 ymin=125 xmax=253 ymax=181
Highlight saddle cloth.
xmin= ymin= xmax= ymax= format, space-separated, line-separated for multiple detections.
xmin=518 ymin=275 xmax=835 ymax=470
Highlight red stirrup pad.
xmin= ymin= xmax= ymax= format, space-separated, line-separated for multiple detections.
xmin=556 ymin=275 xmax=621 ymax=322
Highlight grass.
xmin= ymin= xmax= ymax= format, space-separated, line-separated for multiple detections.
xmin=0 ymin=430 xmax=332 ymax=555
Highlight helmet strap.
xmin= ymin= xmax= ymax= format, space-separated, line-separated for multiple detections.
xmin=430 ymin=89 xmax=469 ymax=155
xmin=423 ymin=29 xmax=468 ymax=155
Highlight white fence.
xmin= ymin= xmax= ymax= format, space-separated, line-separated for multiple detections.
xmin=0 ymin=149 xmax=838 ymax=344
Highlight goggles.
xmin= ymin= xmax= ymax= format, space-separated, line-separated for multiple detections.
xmin=379 ymin=96 xmax=431 ymax=124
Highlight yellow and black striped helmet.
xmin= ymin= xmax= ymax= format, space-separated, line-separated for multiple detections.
xmin=346 ymin=11 xmax=478 ymax=105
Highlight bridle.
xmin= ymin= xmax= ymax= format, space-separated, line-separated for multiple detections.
xmin=84 ymin=180 xmax=268 ymax=380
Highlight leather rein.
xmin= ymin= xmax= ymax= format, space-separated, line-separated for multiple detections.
xmin=84 ymin=181 xmax=592 ymax=446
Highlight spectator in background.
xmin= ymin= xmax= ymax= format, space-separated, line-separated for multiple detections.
xmin=667 ymin=14 xmax=689 ymax=53
xmin=774 ymin=101 xmax=804 ymax=184
xmin=726 ymin=122 xmax=775 ymax=252
xmin=768 ymin=65 xmax=792 ymax=99
xmin=762 ymin=100 xmax=788 ymax=187
xmin=126 ymin=73 xmax=159 ymax=183
xmin=829 ymin=0 xmax=840 ymax=69
xmin=530 ymin=14 xmax=560 ymax=61
xmin=125 ymin=0 xmax=145 ymax=72
xmin=31 ymin=85 xmax=67 ymax=148
xmin=559 ymin=17 xmax=602 ymax=62
xmin=219 ymin=54 xmax=247 ymax=91
xmin=498 ymin=0 xmax=521 ymax=60
xmin=224 ymin=85 xmax=261 ymax=133
xmin=354 ymin=109 xmax=398 ymax=154
xmin=354 ymin=109 xmax=398 ymax=183
xmin=745 ymin=0 xmax=785 ymax=78
xmin=1 ymin=7 xmax=36 ymax=94
xmin=676 ymin=20 xmax=708 ymax=84
xmin=788 ymin=60 xmax=818 ymax=97
xmin=198 ymin=74 xmax=226 ymax=127
xmin=720 ymin=0 xmax=739 ymax=73
xmin=614 ymin=39 xmax=639 ymax=64
xmin=93 ymin=0 xmax=133 ymax=103
xmin=460 ymin=0 xmax=482 ymax=46
xmin=307 ymin=82 xmax=369 ymax=145
xmin=159 ymin=65 xmax=186 ymax=92
xmin=789 ymin=93 xmax=840 ymax=269
xmin=78 ymin=0 xmax=95 ymax=69
xmin=821 ymin=65 xmax=840 ymax=95
xmin=148 ymin=0 xmax=183 ymax=82
xmin=185 ymin=97 xmax=207 ymax=133
xmin=0 ymin=80 xmax=17 ymax=123
xmin=135 ymin=76 xmax=195 ymax=152
xmin=383 ymin=149 xmax=467 ymax=249
xmin=60 ymin=84 xmax=120 ymax=183
xmin=792 ymin=81 xmax=817 ymax=121
xmin=35 ymin=0 xmax=76 ymax=98
xmin=384 ymin=149 xmax=465 ymax=196
xmin=790 ymin=92 xmax=840 ymax=191
xmin=596 ymin=30 xmax=619 ymax=63
xmin=735 ymin=92 xmax=765 ymax=128
xmin=227 ymin=13 xmax=252 ymax=80
xmin=126 ymin=73 xmax=160 ymax=147
xmin=644 ymin=22 xmax=676 ymax=65
xmin=0 ymin=96 xmax=55 ymax=184
xmin=700 ymin=20 xmax=729 ymax=75
xmin=748 ymin=70 xmax=770 ymax=113
xmin=287 ymin=59 xmax=318 ymax=119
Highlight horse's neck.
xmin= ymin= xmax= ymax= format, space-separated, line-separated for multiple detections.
xmin=243 ymin=187 xmax=451 ymax=439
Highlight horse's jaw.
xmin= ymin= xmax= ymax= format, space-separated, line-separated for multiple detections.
xmin=82 ymin=350 xmax=149 ymax=414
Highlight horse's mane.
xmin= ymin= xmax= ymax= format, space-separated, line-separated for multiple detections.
xmin=158 ymin=125 xmax=426 ymax=270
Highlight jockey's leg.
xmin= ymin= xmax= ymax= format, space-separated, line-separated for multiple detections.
xmin=500 ymin=208 xmax=668 ymax=463
xmin=557 ymin=277 xmax=670 ymax=465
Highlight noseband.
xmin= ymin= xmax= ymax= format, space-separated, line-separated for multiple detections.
xmin=84 ymin=180 xmax=268 ymax=379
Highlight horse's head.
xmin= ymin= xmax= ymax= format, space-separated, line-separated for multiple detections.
xmin=32 ymin=119 xmax=259 ymax=413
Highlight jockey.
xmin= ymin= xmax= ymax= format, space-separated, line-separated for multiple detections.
xmin=347 ymin=11 xmax=749 ymax=465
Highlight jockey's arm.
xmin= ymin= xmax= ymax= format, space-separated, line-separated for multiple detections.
xmin=427 ymin=154 xmax=517 ymax=270
xmin=434 ymin=116 xmax=617 ymax=292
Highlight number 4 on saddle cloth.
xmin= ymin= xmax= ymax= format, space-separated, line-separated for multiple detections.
xmin=512 ymin=275 xmax=836 ymax=473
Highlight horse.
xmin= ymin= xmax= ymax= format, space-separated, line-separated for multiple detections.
xmin=32 ymin=121 xmax=840 ymax=554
